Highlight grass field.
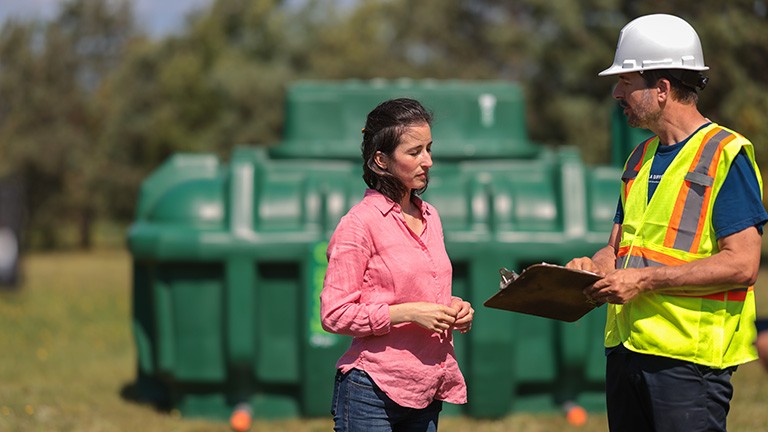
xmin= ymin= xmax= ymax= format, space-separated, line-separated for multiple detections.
xmin=1 ymin=249 xmax=768 ymax=431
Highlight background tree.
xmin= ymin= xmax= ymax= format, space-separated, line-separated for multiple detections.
xmin=99 ymin=0 xmax=296 ymax=222
xmin=0 ymin=0 xmax=135 ymax=248
xmin=1 ymin=0 xmax=767 ymax=249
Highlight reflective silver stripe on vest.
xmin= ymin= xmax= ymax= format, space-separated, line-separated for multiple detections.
xmin=617 ymin=254 xmax=665 ymax=269
xmin=621 ymin=139 xmax=651 ymax=181
xmin=673 ymin=128 xmax=732 ymax=251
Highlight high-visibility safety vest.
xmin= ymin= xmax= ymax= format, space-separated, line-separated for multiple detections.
xmin=607 ymin=123 xmax=762 ymax=368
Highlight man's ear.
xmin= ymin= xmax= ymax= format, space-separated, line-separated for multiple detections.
xmin=374 ymin=151 xmax=387 ymax=170
xmin=656 ymin=78 xmax=670 ymax=102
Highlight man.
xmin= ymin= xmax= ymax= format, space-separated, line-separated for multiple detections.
xmin=567 ymin=13 xmax=768 ymax=432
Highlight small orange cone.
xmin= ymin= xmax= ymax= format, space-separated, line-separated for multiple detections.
xmin=230 ymin=403 xmax=253 ymax=432
xmin=563 ymin=402 xmax=588 ymax=426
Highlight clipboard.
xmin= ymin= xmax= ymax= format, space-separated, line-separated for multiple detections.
xmin=483 ymin=263 xmax=603 ymax=322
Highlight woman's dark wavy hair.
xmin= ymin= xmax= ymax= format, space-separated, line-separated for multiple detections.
xmin=361 ymin=98 xmax=433 ymax=203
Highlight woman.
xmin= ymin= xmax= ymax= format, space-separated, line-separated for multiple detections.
xmin=321 ymin=98 xmax=473 ymax=432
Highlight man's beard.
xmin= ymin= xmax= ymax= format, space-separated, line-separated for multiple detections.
xmin=623 ymin=91 xmax=661 ymax=129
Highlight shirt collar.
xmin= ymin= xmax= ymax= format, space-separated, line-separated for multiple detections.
xmin=365 ymin=189 xmax=431 ymax=218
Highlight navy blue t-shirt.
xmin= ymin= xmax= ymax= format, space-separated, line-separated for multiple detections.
xmin=614 ymin=127 xmax=768 ymax=239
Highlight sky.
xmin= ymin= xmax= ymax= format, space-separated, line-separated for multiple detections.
xmin=0 ymin=0 xmax=214 ymax=37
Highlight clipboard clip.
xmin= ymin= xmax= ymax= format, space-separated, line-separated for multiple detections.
xmin=499 ymin=267 xmax=519 ymax=289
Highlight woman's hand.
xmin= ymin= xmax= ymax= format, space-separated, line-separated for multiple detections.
xmin=389 ymin=302 xmax=458 ymax=333
xmin=450 ymin=298 xmax=474 ymax=333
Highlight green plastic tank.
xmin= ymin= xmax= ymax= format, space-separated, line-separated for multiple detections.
xmin=128 ymin=79 xmax=637 ymax=420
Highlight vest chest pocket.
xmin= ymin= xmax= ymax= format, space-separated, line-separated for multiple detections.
xmin=684 ymin=171 xmax=714 ymax=199
xmin=684 ymin=171 xmax=714 ymax=187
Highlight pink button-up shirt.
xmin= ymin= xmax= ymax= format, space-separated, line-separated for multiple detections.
xmin=320 ymin=189 xmax=467 ymax=409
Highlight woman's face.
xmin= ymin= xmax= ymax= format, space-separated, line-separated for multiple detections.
xmin=375 ymin=122 xmax=433 ymax=195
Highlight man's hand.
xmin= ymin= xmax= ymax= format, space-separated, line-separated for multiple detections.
xmin=757 ymin=330 xmax=768 ymax=373
xmin=566 ymin=256 xmax=600 ymax=273
xmin=583 ymin=268 xmax=651 ymax=304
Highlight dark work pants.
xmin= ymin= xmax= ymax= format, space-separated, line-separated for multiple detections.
xmin=606 ymin=344 xmax=735 ymax=432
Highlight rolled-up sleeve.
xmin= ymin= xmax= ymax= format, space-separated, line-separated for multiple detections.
xmin=320 ymin=213 xmax=391 ymax=337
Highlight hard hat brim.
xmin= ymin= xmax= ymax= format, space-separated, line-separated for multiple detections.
xmin=598 ymin=64 xmax=709 ymax=77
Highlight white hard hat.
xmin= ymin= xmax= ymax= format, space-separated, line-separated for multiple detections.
xmin=599 ymin=14 xmax=709 ymax=76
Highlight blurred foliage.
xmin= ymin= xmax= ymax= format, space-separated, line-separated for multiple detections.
xmin=0 ymin=0 xmax=135 ymax=248
xmin=0 ymin=0 xmax=767 ymax=249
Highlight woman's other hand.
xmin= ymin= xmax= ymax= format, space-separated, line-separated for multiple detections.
xmin=389 ymin=302 xmax=458 ymax=333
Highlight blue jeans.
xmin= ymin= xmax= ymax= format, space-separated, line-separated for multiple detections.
xmin=331 ymin=368 xmax=442 ymax=432
xmin=606 ymin=344 xmax=735 ymax=432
